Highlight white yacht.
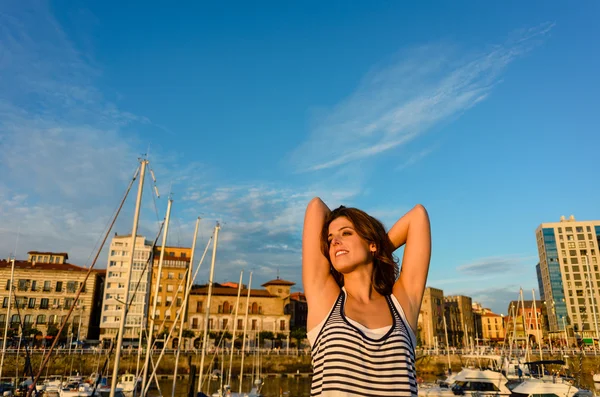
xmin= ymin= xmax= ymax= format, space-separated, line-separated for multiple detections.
xmin=418 ymin=368 xmax=512 ymax=397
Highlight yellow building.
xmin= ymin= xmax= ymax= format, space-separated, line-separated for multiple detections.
xmin=186 ymin=278 xmax=293 ymax=349
xmin=536 ymin=215 xmax=600 ymax=340
xmin=0 ymin=252 xmax=105 ymax=341
xmin=148 ymin=246 xmax=192 ymax=334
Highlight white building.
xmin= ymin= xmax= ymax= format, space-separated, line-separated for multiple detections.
xmin=99 ymin=234 xmax=153 ymax=343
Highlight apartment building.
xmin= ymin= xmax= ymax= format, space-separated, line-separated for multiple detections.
xmin=536 ymin=215 xmax=600 ymax=343
xmin=148 ymin=246 xmax=192 ymax=334
xmin=99 ymin=234 xmax=153 ymax=343
xmin=186 ymin=278 xmax=293 ymax=349
xmin=0 ymin=251 xmax=105 ymax=341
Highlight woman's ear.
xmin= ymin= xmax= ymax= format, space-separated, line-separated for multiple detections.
xmin=369 ymin=243 xmax=377 ymax=253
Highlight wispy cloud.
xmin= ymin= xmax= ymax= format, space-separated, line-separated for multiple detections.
xmin=396 ymin=143 xmax=440 ymax=172
xmin=290 ymin=23 xmax=554 ymax=173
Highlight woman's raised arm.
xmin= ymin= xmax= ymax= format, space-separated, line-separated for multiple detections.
xmin=389 ymin=204 xmax=431 ymax=331
xmin=302 ymin=197 xmax=340 ymax=330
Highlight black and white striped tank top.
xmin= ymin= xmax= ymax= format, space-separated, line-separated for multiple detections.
xmin=309 ymin=288 xmax=418 ymax=397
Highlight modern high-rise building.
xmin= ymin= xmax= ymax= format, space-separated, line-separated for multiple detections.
xmin=99 ymin=234 xmax=153 ymax=344
xmin=536 ymin=215 xmax=600 ymax=341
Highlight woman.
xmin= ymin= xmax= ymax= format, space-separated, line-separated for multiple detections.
xmin=302 ymin=197 xmax=431 ymax=396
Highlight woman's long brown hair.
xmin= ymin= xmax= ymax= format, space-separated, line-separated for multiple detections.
xmin=320 ymin=206 xmax=399 ymax=295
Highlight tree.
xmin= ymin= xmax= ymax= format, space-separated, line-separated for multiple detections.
xmin=290 ymin=328 xmax=306 ymax=348
xmin=259 ymin=331 xmax=274 ymax=342
xmin=181 ymin=329 xmax=195 ymax=339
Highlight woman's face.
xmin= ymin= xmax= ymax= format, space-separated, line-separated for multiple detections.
xmin=327 ymin=216 xmax=375 ymax=274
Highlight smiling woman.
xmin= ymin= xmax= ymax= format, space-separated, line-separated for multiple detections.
xmin=302 ymin=197 xmax=431 ymax=397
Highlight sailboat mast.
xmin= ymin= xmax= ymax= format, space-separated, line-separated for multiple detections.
xmin=197 ymin=223 xmax=221 ymax=394
xmin=227 ymin=271 xmax=244 ymax=387
xmin=172 ymin=217 xmax=201 ymax=397
xmin=141 ymin=197 xmax=173 ymax=397
xmin=0 ymin=258 xmax=16 ymax=380
xmin=110 ymin=158 xmax=147 ymax=397
xmin=238 ymin=272 xmax=253 ymax=395
xmin=443 ymin=315 xmax=451 ymax=373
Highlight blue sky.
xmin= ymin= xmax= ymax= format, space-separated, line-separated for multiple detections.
xmin=0 ymin=1 xmax=598 ymax=315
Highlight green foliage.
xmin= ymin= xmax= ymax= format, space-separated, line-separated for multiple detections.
xmin=181 ymin=329 xmax=196 ymax=339
xmin=259 ymin=331 xmax=274 ymax=341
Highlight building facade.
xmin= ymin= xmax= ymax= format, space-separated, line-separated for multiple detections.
xmin=99 ymin=234 xmax=153 ymax=343
xmin=445 ymin=295 xmax=474 ymax=347
xmin=536 ymin=215 xmax=600 ymax=341
xmin=287 ymin=292 xmax=308 ymax=330
xmin=504 ymin=300 xmax=545 ymax=345
xmin=0 ymin=252 xmax=105 ymax=342
xmin=186 ymin=279 xmax=293 ymax=349
xmin=473 ymin=303 xmax=505 ymax=343
xmin=418 ymin=287 xmax=445 ymax=348
xmin=148 ymin=246 xmax=192 ymax=335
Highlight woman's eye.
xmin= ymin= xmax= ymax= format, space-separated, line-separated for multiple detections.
xmin=342 ymin=231 xmax=351 ymax=236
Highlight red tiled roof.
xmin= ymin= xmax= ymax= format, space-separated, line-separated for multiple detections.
xmin=0 ymin=259 xmax=92 ymax=272
xmin=191 ymin=285 xmax=274 ymax=298
xmin=262 ymin=278 xmax=295 ymax=287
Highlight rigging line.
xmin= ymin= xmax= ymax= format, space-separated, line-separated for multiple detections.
xmin=83 ymin=165 xmax=141 ymax=268
xmin=146 ymin=165 xmax=161 ymax=228
xmin=26 ymin=164 xmax=141 ymax=397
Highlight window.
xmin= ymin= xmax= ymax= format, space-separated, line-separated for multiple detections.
xmin=36 ymin=315 xmax=46 ymax=324
xmin=18 ymin=279 xmax=28 ymax=291
xmin=579 ymin=242 xmax=587 ymax=248
xmin=178 ymin=273 xmax=184 ymax=279
xmin=167 ymin=273 xmax=174 ymax=279
xmin=40 ymin=298 xmax=49 ymax=309
xmin=31 ymin=281 xmax=37 ymax=291
xmin=2 ymin=297 xmax=8 ymax=308
xmin=181 ymin=253 xmax=186 ymax=258
xmin=56 ymin=281 xmax=63 ymax=292
xmin=578 ymin=234 xmax=585 ymax=240
xmin=280 ymin=320 xmax=286 ymax=331
xmin=196 ymin=301 xmax=202 ymax=312
xmin=570 ymin=250 xmax=577 ymax=256
xmin=252 ymin=319 xmax=257 ymax=330
xmin=28 ymin=298 xmax=35 ymax=308
xmin=67 ymin=281 xmax=77 ymax=293
xmin=576 ymin=227 xmax=584 ymax=233
xmin=571 ymin=258 xmax=579 ymax=264
xmin=222 ymin=318 xmax=228 ymax=329
xmin=192 ymin=318 xmax=198 ymax=329
xmin=5 ymin=279 xmax=9 ymax=291
xmin=568 ymin=242 xmax=576 ymax=248
xmin=167 ymin=285 xmax=174 ymax=292
xmin=64 ymin=298 xmax=74 ymax=309
xmin=238 ymin=319 xmax=243 ymax=329
xmin=176 ymin=298 xmax=182 ymax=307
xmin=43 ymin=281 xmax=51 ymax=291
